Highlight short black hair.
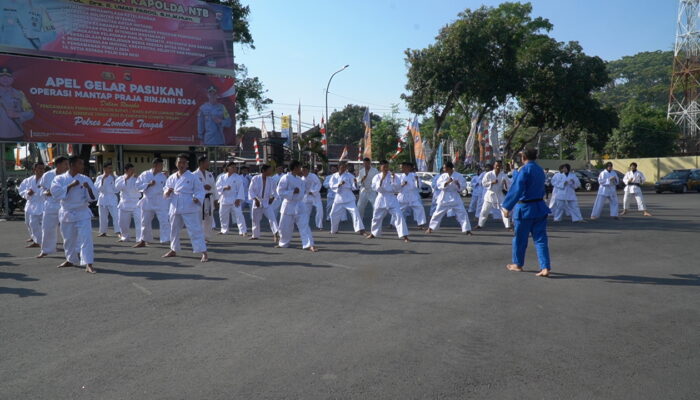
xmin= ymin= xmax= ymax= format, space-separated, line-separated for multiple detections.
xmin=444 ymin=161 xmax=454 ymax=169
xmin=379 ymin=160 xmax=389 ymax=165
xmin=363 ymin=157 xmax=371 ymax=162
xmin=289 ymin=160 xmax=301 ymax=171
xmin=605 ymin=162 xmax=613 ymax=168
xmin=124 ymin=163 xmax=134 ymax=171
xmin=260 ymin=164 xmax=271 ymax=172
xmin=54 ymin=155 xmax=68 ymax=165
xmin=301 ymin=165 xmax=310 ymax=170
xmin=523 ymin=148 xmax=538 ymax=161
xmin=68 ymin=155 xmax=81 ymax=166
xmin=225 ymin=161 xmax=236 ymax=169
xmin=33 ymin=161 xmax=45 ymax=168
xmin=338 ymin=161 xmax=348 ymax=167
xmin=103 ymin=162 xmax=112 ymax=168
xmin=630 ymin=162 xmax=637 ymax=168
xmin=152 ymin=157 xmax=164 ymax=165
xmin=176 ymin=153 xmax=189 ymax=161
xmin=240 ymin=165 xmax=249 ymax=171
xmin=563 ymin=163 xmax=571 ymax=171
xmin=197 ymin=155 xmax=208 ymax=164
xmin=401 ymin=162 xmax=412 ymax=167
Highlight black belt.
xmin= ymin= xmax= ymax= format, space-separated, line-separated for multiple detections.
xmin=518 ymin=198 xmax=543 ymax=204
xmin=205 ymin=193 xmax=213 ymax=199
xmin=627 ymin=183 xmax=640 ymax=187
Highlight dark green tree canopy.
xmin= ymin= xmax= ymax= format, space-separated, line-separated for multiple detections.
xmin=327 ymin=105 xmax=381 ymax=145
xmin=606 ymin=101 xmax=678 ymax=158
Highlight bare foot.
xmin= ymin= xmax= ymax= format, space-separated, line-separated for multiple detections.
xmin=117 ymin=238 xmax=127 ymax=243
xmin=308 ymin=246 xmax=319 ymax=253
xmin=403 ymin=236 xmax=410 ymax=242
xmin=425 ymin=228 xmax=432 ymax=234
xmin=36 ymin=252 xmax=48 ymax=258
xmin=217 ymin=232 xmax=225 ymax=235
xmin=200 ymin=253 xmax=209 ymax=263
xmin=590 ymin=216 xmax=598 ymax=220
xmin=132 ymin=241 xmax=146 ymax=248
xmin=465 ymin=231 xmax=473 ymax=236
xmin=57 ymin=261 xmax=74 ymax=268
xmin=507 ymin=228 xmax=514 ymax=232
xmin=366 ymin=234 xmax=375 ymax=239
xmin=620 ymin=210 xmax=627 ymax=216
xmin=98 ymin=233 xmax=107 ymax=237
xmin=506 ymin=264 xmax=524 ymax=272
xmin=473 ymin=226 xmax=482 ymax=230
xmin=26 ymin=242 xmax=39 ymax=248
xmin=536 ymin=269 xmax=550 ymax=277
xmin=358 ymin=230 xmax=366 ymax=235
xmin=85 ymin=265 xmax=96 ymax=274
xmin=162 ymin=250 xmax=176 ymax=258
xmin=643 ymin=211 xmax=652 ymax=217
xmin=248 ymin=237 xmax=259 ymax=240
xmin=26 ymin=238 xmax=33 ymax=242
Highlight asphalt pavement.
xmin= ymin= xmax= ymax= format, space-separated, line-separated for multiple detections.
xmin=1 ymin=191 xmax=699 ymax=399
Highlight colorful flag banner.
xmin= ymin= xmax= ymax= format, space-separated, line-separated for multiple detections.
xmin=410 ymin=117 xmax=427 ymax=172
xmin=261 ymin=119 xmax=268 ymax=139
xmin=434 ymin=140 xmax=444 ymax=173
xmin=464 ymin=115 xmax=479 ymax=165
xmin=339 ymin=145 xmax=348 ymax=161
xmin=362 ymin=108 xmax=372 ymax=159
xmin=320 ymin=117 xmax=328 ymax=154
xmin=390 ymin=134 xmax=404 ymax=160
xmin=254 ymin=139 xmax=261 ymax=165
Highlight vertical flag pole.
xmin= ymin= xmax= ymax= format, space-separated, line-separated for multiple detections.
xmin=1 ymin=142 xmax=8 ymax=218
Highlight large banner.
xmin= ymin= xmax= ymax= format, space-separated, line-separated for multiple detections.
xmin=0 ymin=0 xmax=234 ymax=74
xmin=0 ymin=54 xmax=236 ymax=146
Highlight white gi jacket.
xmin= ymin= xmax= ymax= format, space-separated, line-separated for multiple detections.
xmin=94 ymin=174 xmax=119 ymax=206
xmin=357 ymin=167 xmax=379 ymax=193
xmin=471 ymin=172 xmax=485 ymax=197
xmin=398 ymin=172 xmax=422 ymax=204
xmin=303 ymin=173 xmax=322 ymax=204
xmin=597 ymin=170 xmax=618 ymax=197
xmin=216 ymin=173 xmax=245 ymax=206
xmin=277 ymin=173 xmax=306 ymax=216
xmin=436 ymin=172 xmax=466 ymax=205
xmin=20 ymin=175 xmax=44 ymax=215
xmin=195 ymin=168 xmax=218 ymax=217
xmin=323 ymin=174 xmax=335 ymax=200
xmin=551 ymin=172 xmax=580 ymax=201
xmin=329 ymin=172 xmax=357 ymax=203
xmin=481 ymin=171 xmax=509 ymax=204
xmin=249 ymin=174 xmax=277 ymax=208
xmin=136 ymin=169 xmax=169 ymax=211
xmin=115 ymin=175 xmax=141 ymax=211
xmin=50 ymin=172 xmax=97 ymax=222
xmin=164 ymin=170 xmax=205 ymax=215
xmin=623 ymin=171 xmax=645 ymax=194
xmin=39 ymin=169 xmax=61 ymax=214
xmin=372 ymin=173 xmax=402 ymax=209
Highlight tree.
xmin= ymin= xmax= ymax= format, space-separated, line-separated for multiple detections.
xmin=371 ymin=107 xmax=403 ymax=161
xmin=606 ymin=101 xmax=679 ymax=158
xmin=597 ymin=50 xmax=673 ymax=110
xmin=202 ymin=0 xmax=272 ymax=124
xmin=327 ymin=105 xmax=381 ymax=145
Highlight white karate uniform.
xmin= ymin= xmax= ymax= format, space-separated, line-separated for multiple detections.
xmin=95 ymin=174 xmax=120 ymax=234
xmin=217 ymin=172 xmax=247 ymax=235
xmin=429 ymin=172 xmax=472 ymax=233
xmin=277 ymin=172 xmax=314 ymax=249
xmin=591 ymin=170 xmax=619 ymax=218
xmin=165 ymin=170 xmax=207 ymax=254
xmin=468 ymin=172 xmax=485 ymax=214
xmin=356 ymin=166 xmax=379 ymax=219
xmin=549 ymin=172 xmax=583 ymax=222
xmin=39 ymin=170 xmax=63 ymax=254
xmin=136 ymin=169 xmax=170 ymax=243
xmin=115 ymin=175 xmax=143 ymax=242
xmin=478 ymin=171 xmax=511 ymax=228
xmin=269 ymin=173 xmax=284 ymax=219
xmin=329 ymin=171 xmax=365 ymax=233
xmin=19 ymin=175 xmax=44 ymax=244
xmin=397 ymin=171 xmax=426 ymax=226
xmin=302 ymin=173 xmax=324 ymax=229
xmin=370 ymin=173 xmax=408 ymax=238
xmin=248 ymin=174 xmax=279 ymax=239
xmin=623 ymin=170 xmax=647 ymax=211
xmin=322 ymin=174 xmax=345 ymax=222
xmin=51 ymin=172 xmax=96 ymax=266
xmin=195 ymin=168 xmax=218 ymax=240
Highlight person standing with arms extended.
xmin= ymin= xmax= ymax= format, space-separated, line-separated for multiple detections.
xmin=502 ymin=148 xmax=552 ymax=278
xmin=19 ymin=161 xmax=45 ymax=248
xmin=621 ymin=162 xmax=652 ymax=217
xmin=355 ymin=158 xmax=379 ymax=220
xmin=591 ymin=162 xmax=620 ymax=220
xmin=134 ymin=158 xmax=170 ymax=247
xmin=36 ymin=156 xmax=68 ymax=258
xmin=95 ymin=162 xmax=120 ymax=237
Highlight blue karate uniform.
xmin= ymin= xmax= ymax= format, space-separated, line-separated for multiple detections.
xmin=502 ymin=162 xmax=552 ymax=270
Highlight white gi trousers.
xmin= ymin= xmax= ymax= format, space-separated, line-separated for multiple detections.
xmin=26 ymin=213 xmax=43 ymax=244
xmin=371 ymin=205 xmax=409 ymax=238
xmin=305 ymin=199 xmax=324 ymax=229
xmin=591 ymin=193 xmax=619 ymax=218
xmin=429 ymin=201 xmax=472 ymax=232
xmin=98 ymin=205 xmax=120 ymax=234
xmin=251 ymin=206 xmax=279 ymax=238
xmin=551 ymin=199 xmax=583 ymax=222
xmin=61 ymin=219 xmax=94 ymax=265
xmin=41 ymin=212 xmax=61 ymax=254
xmin=170 ymin=212 xmax=207 ymax=253
xmin=141 ymin=208 xmax=170 ymax=243
xmin=330 ymin=200 xmax=365 ymax=233
xmin=200 ymin=197 xmax=215 ymax=240
xmin=400 ymin=199 xmax=426 ymax=226
xmin=478 ymin=200 xmax=511 ymax=228
xmin=118 ymin=208 xmax=143 ymax=242
xmin=278 ymin=211 xmax=314 ymax=249
xmin=357 ymin=189 xmax=377 ymax=219
xmin=220 ymin=204 xmax=248 ymax=235
xmin=623 ymin=191 xmax=646 ymax=211
xmin=468 ymin=193 xmax=483 ymax=214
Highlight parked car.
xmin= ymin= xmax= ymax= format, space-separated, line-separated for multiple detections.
xmin=573 ymin=170 xmax=599 ymax=192
xmin=655 ymin=169 xmax=698 ymax=193
xmin=419 ymin=181 xmax=432 ymax=198
xmin=461 ymin=173 xmax=476 ymax=197
xmin=689 ymin=169 xmax=700 ymax=192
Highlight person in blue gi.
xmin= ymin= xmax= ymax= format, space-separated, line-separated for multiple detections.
xmin=502 ymin=148 xmax=552 ymax=278
xmin=197 ymin=86 xmax=232 ymax=145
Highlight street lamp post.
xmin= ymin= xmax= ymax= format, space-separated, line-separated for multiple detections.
xmin=325 ymin=64 xmax=349 ymax=146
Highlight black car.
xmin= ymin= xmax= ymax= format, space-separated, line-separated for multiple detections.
xmin=655 ymin=169 xmax=694 ymax=193
xmin=573 ymin=170 xmax=598 ymax=192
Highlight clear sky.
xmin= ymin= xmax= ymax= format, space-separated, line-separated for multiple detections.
xmin=238 ymin=0 xmax=677 ymax=128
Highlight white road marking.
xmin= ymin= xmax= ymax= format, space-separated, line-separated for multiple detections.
xmin=132 ymin=282 xmax=152 ymax=295
xmin=237 ymin=271 xmax=266 ymax=280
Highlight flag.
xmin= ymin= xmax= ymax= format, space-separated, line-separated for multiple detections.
xmin=362 ymin=108 xmax=372 ymax=159
xmin=339 ymin=145 xmax=348 ymax=161
xmin=261 ymin=119 xmax=268 ymax=139
xmin=254 ymin=139 xmax=261 ymax=165
xmin=47 ymin=143 xmax=54 ymax=166
xmin=410 ymin=117 xmax=428 ymax=172
xmin=357 ymin=142 xmax=363 ymax=161
xmin=238 ymin=138 xmax=244 ymax=154
xmin=320 ymin=117 xmax=328 ymax=154
xmin=434 ymin=141 xmax=444 ymax=173
xmin=464 ymin=115 xmax=479 ymax=165
xmin=297 ymin=100 xmax=302 ymax=140
xmin=490 ymin=122 xmax=501 ymax=159
xmin=390 ymin=134 xmax=405 ymax=160
xmin=15 ymin=145 xmax=21 ymax=168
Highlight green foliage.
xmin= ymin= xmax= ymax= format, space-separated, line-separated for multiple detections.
xmin=327 ymin=105 xmax=381 ymax=145
xmin=606 ymin=101 xmax=679 ymax=158
xmin=597 ymin=50 xmax=673 ymax=110
xmin=371 ymin=109 xmax=404 ymax=161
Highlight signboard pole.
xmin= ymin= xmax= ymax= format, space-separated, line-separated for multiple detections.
xmin=1 ymin=142 xmax=9 ymax=218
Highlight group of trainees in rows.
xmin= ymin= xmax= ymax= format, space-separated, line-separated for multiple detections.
xmin=17 ymin=151 xmax=652 ymax=274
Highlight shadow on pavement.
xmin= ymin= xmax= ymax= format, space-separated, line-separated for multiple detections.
xmin=96 ymin=268 xmax=227 ymax=281
xmin=550 ymin=272 xmax=700 ymax=287
xmin=0 ymin=271 xmax=39 ymax=282
xmin=0 ymin=287 xmax=46 ymax=297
